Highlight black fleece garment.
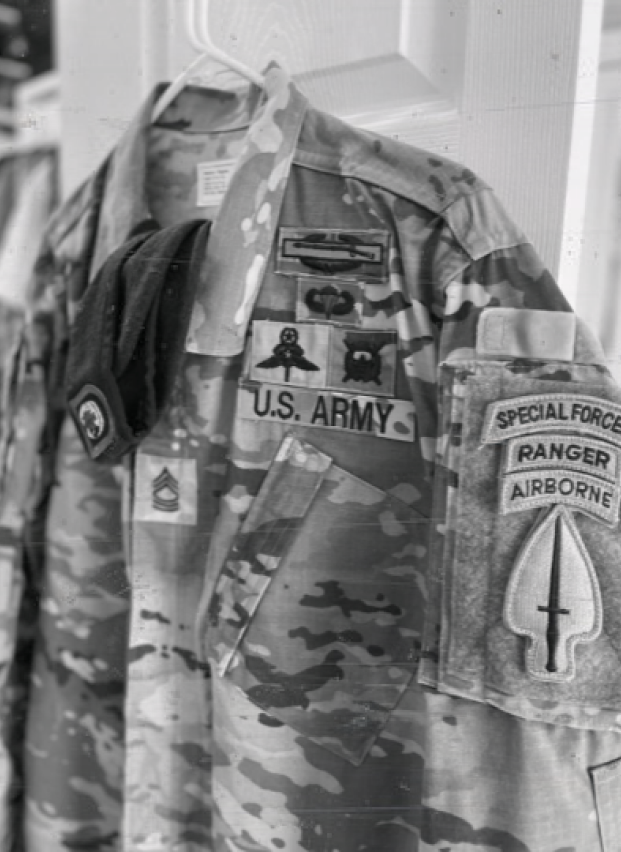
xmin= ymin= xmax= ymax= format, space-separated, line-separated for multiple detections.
xmin=67 ymin=218 xmax=211 ymax=462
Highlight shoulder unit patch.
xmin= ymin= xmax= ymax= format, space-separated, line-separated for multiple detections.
xmin=482 ymin=391 xmax=621 ymax=682
xmin=504 ymin=505 xmax=602 ymax=682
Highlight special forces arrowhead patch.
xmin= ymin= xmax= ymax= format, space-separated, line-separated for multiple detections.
xmin=482 ymin=393 xmax=621 ymax=682
xmin=504 ymin=505 xmax=602 ymax=682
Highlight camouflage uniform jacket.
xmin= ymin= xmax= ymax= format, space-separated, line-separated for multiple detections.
xmin=5 ymin=65 xmax=621 ymax=852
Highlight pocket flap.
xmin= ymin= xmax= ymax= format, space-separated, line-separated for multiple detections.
xmin=209 ymin=436 xmax=333 ymax=676
xmin=207 ymin=435 xmax=428 ymax=764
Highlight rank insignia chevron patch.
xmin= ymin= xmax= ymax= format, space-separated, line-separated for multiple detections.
xmin=482 ymin=392 xmax=621 ymax=682
xmin=133 ymin=455 xmax=197 ymax=525
xmin=152 ymin=467 xmax=180 ymax=513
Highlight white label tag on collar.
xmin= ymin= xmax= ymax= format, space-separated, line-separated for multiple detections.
xmin=196 ymin=159 xmax=237 ymax=207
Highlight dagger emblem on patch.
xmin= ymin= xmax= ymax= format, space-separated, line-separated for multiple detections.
xmin=537 ymin=512 xmax=570 ymax=673
xmin=503 ymin=504 xmax=602 ymax=681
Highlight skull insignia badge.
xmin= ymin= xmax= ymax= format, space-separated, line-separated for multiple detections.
xmin=343 ymin=337 xmax=387 ymax=385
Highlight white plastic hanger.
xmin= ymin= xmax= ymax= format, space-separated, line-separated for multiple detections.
xmin=152 ymin=0 xmax=264 ymax=123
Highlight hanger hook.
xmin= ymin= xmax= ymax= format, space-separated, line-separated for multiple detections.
xmin=187 ymin=0 xmax=207 ymax=52
xmin=180 ymin=0 xmax=264 ymax=89
xmin=187 ymin=0 xmax=217 ymax=53
xmin=196 ymin=0 xmax=215 ymax=50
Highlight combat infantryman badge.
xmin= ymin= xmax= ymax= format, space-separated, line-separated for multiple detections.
xmin=482 ymin=393 xmax=621 ymax=682
xmin=282 ymin=233 xmax=381 ymax=274
xmin=276 ymin=228 xmax=390 ymax=281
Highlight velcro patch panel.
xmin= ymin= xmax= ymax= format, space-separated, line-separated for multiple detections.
xmin=477 ymin=308 xmax=576 ymax=362
xmin=238 ymin=381 xmax=415 ymax=443
xmin=276 ymin=227 xmax=389 ymax=281
xmin=249 ymin=321 xmax=398 ymax=397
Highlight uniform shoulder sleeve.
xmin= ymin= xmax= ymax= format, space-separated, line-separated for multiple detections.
xmin=429 ymin=185 xmax=576 ymax=363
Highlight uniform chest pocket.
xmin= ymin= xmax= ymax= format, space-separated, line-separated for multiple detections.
xmin=206 ymin=435 xmax=428 ymax=765
xmin=431 ymin=363 xmax=621 ymax=733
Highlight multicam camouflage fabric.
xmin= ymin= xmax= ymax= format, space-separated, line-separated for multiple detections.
xmin=2 ymin=64 xmax=621 ymax=852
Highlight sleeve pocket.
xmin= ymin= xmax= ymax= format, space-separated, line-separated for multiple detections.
xmin=206 ymin=434 xmax=429 ymax=765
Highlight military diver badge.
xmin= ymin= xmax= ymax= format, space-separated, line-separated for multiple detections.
xmin=482 ymin=393 xmax=621 ymax=682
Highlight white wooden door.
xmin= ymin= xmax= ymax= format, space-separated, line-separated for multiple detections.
xmin=55 ymin=0 xmax=604 ymax=303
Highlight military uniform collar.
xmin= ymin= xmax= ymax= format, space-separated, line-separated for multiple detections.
xmin=89 ymin=85 xmax=161 ymax=278
xmin=186 ymin=64 xmax=308 ymax=356
xmin=89 ymin=66 xmax=308 ymax=357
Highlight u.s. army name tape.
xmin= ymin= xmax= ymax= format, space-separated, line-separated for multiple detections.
xmin=237 ymin=381 xmax=415 ymax=442
xmin=483 ymin=393 xmax=621 ymax=446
